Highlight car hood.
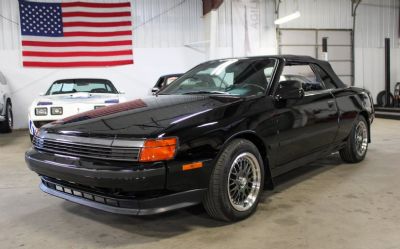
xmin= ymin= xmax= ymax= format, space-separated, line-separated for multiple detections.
xmin=44 ymin=95 xmax=242 ymax=138
xmin=32 ymin=93 xmax=122 ymax=106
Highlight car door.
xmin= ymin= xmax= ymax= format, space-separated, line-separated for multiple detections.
xmin=274 ymin=63 xmax=339 ymax=167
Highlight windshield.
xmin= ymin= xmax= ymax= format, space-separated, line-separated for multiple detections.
xmin=159 ymin=58 xmax=277 ymax=96
xmin=46 ymin=79 xmax=118 ymax=95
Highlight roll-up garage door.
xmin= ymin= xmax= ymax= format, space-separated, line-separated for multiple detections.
xmin=279 ymin=29 xmax=353 ymax=86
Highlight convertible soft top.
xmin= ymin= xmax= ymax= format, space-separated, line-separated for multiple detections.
xmin=211 ymin=55 xmax=347 ymax=89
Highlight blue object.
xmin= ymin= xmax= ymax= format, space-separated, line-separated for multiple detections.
xmin=105 ymin=99 xmax=119 ymax=104
xmin=19 ymin=0 xmax=63 ymax=37
xmin=37 ymin=101 xmax=53 ymax=106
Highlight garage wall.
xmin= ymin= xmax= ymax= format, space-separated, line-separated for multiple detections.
xmin=0 ymin=0 xmax=206 ymax=129
xmin=1 ymin=0 xmax=400 ymax=129
xmin=278 ymin=0 xmax=400 ymax=100
xmin=207 ymin=0 xmax=277 ymax=58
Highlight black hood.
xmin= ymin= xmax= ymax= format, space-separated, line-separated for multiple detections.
xmin=44 ymin=95 xmax=242 ymax=138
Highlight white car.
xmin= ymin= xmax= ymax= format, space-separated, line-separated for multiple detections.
xmin=29 ymin=78 xmax=126 ymax=138
xmin=0 ymin=71 xmax=13 ymax=133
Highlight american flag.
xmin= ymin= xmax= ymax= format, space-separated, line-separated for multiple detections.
xmin=18 ymin=0 xmax=134 ymax=67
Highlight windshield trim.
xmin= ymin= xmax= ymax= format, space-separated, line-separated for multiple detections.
xmin=46 ymin=79 xmax=118 ymax=95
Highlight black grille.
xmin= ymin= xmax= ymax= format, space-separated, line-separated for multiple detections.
xmin=42 ymin=178 xmax=121 ymax=207
xmin=33 ymin=136 xmax=140 ymax=161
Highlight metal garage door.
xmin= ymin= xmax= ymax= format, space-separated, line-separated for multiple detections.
xmin=279 ymin=29 xmax=353 ymax=86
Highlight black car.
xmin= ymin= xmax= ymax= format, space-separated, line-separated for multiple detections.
xmin=151 ymin=74 xmax=183 ymax=94
xmin=26 ymin=55 xmax=374 ymax=221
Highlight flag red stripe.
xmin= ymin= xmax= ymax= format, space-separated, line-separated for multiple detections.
xmin=23 ymin=60 xmax=134 ymax=67
xmin=61 ymin=2 xmax=131 ymax=8
xmin=63 ymin=31 xmax=132 ymax=37
xmin=23 ymin=50 xmax=133 ymax=57
xmin=63 ymin=21 xmax=132 ymax=27
xmin=62 ymin=11 xmax=131 ymax=18
xmin=22 ymin=40 xmax=132 ymax=47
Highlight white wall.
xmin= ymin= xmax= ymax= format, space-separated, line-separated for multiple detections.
xmin=1 ymin=0 xmax=399 ymax=129
xmin=278 ymin=0 xmax=400 ymax=100
xmin=209 ymin=0 xmax=400 ymax=100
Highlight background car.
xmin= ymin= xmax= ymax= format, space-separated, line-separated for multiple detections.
xmin=0 ymin=71 xmax=13 ymax=133
xmin=28 ymin=78 xmax=126 ymax=138
xmin=151 ymin=74 xmax=183 ymax=94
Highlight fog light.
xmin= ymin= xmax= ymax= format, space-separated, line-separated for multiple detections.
xmin=35 ymin=107 xmax=48 ymax=116
xmin=51 ymin=107 xmax=63 ymax=115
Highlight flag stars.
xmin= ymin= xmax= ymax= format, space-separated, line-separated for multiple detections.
xmin=20 ymin=2 xmax=63 ymax=37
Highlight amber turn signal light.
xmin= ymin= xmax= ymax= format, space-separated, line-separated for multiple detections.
xmin=182 ymin=162 xmax=203 ymax=171
xmin=139 ymin=137 xmax=177 ymax=162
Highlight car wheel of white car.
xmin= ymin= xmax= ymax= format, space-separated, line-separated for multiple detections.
xmin=0 ymin=102 xmax=13 ymax=133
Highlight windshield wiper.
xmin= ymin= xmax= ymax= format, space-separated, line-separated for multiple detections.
xmin=182 ymin=90 xmax=228 ymax=95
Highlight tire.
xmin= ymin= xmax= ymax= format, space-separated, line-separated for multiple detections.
xmin=376 ymin=90 xmax=394 ymax=107
xmin=203 ymin=139 xmax=265 ymax=221
xmin=0 ymin=102 xmax=13 ymax=133
xmin=339 ymin=115 xmax=368 ymax=163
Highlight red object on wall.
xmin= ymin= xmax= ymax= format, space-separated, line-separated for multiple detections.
xmin=202 ymin=0 xmax=224 ymax=15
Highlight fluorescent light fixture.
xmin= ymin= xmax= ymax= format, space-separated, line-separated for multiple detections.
xmin=274 ymin=11 xmax=301 ymax=25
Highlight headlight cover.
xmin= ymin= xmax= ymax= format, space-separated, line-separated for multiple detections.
xmin=51 ymin=107 xmax=63 ymax=115
xmin=139 ymin=137 xmax=178 ymax=162
xmin=35 ymin=107 xmax=48 ymax=116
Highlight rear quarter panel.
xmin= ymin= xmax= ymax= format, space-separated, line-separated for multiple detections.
xmin=331 ymin=87 xmax=373 ymax=142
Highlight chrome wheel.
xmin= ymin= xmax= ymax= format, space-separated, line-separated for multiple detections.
xmin=227 ymin=152 xmax=262 ymax=212
xmin=7 ymin=105 xmax=13 ymax=129
xmin=355 ymin=121 xmax=368 ymax=157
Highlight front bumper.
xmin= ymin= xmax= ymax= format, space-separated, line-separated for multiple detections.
xmin=25 ymin=148 xmax=166 ymax=191
xmin=25 ymin=148 xmax=208 ymax=214
xmin=40 ymin=177 xmax=206 ymax=215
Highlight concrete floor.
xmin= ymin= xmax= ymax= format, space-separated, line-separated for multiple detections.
xmin=0 ymin=118 xmax=400 ymax=249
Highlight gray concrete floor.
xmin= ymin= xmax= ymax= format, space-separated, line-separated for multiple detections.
xmin=0 ymin=118 xmax=400 ymax=249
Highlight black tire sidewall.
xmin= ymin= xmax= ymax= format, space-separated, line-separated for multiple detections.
xmin=0 ymin=102 xmax=12 ymax=132
xmin=6 ymin=103 xmax=13 ymax=130
xmin=217 ymin=140 xmax=264 ymax=221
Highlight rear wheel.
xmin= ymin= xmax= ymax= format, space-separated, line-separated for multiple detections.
xmin=0 ymin=102 xmax=13 ymax=133
xmin=340 ymin=116 xmax=368 ymax=163
xmin=203 ymin=139 xmax=264 ymax=221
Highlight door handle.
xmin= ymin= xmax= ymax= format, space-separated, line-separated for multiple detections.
xmin=327 ymin=100 xmax=335 ymax=108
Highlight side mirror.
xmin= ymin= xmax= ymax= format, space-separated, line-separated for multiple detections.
xmin=39 ymin=92 xmax=45 ymax=96
xmin=275 ymin=80 xmax=304 ymax=100
xmin=151 ymin=87 xmax=160 ymax=94
xmin=119 ymin=91 xmax=125 ymax=94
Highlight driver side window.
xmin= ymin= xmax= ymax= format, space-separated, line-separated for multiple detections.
xmin=280 ymin=64 xmax=324 ymax=92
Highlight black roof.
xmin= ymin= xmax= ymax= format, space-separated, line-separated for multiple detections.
xmin=210 ymin=54 xmax=347 ymax=88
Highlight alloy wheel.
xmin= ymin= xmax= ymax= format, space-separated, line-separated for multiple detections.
xmin=227 ymin=152 xmax=262 ymax=212
xmin=355 ymin=121 xmax=368 ymax=157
